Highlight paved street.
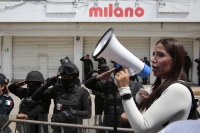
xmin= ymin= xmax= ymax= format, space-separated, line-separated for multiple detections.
xmin=6 ymin=84 xmax=200 ymax=132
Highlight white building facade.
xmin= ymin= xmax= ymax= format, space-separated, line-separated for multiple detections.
xmin=0 ymin=0 xmax=200 ymax=84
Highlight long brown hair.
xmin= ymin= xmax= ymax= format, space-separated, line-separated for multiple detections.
xmin=138 ymin=38 xmax=187 ymax=111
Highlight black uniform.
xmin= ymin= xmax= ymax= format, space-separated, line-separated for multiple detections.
xmin=9 ymin=83 xmax=50 ymax=119
xmin=32 ymin=57 xmax=91 ymax=133
xmin=85 ymin=76 xmax=143 ymax=133
xmin=0 ymin=74 xmax=14 ymax=133
xmin=0 ymin=94 xmax=14 ymax=115
xmin=94 ymin=57 xmax=107 ymax=69
xmin=194 ymin=58 xmax=200 ymax=85
xmin=8 ymin=83 xmax=50 ymax=133
xmin=0 ymin=93 xmax=14 ymax=133
xmin=85 ymin=70 xmax=105 ymax=116
xmin=185 ymin=55 xmax=192 ymax=81
xmin=80 ymin=56 xmax=93 ymax=80
xmin=32 ymin=84 xmax=91 ymax=133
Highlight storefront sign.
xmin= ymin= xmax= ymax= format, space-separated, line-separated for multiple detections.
xmin=89 ymin=4 xmax=144 ymax=17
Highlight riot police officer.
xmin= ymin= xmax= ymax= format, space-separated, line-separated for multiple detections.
xmin=85 ymin=67 xmax=143 ymax=133
xmin=85 ymin=63 xmax=108 ymax=132
xmin=0 ymin=73 xmax=14 ymax=133
xmin=94 ymin=57 xmax=107 ymax=69
xmin=8 ymin=71 xmax=49 ymax=133
xmin=32 ymin=57 xmax=92 ymax=133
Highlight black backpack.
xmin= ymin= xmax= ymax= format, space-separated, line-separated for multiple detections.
xmin=159 ymin=81 xmax=200 ymax=126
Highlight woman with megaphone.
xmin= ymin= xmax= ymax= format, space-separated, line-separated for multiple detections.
xmin=93 ymin=38 xmax=192 ymax=133
xmin=114 ymin=38 xmax=192 ymax=133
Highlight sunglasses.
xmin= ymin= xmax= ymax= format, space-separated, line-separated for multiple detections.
xmin=59 ymin=66 xmax=74 ymax=74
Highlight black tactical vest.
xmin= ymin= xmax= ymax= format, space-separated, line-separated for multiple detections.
xmin=106 ymin=92 xmax=124 ymax=116
xmin=51 ymin=86 xmax=83 ymax=133
xmin=54 ymin=86 xmax=82 ymax=114
xmin=52 ymin=86 xmax=83 ymax=123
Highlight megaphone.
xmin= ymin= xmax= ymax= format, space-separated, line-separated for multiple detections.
xmin=92 ymin=28 xmax=150 ymax=78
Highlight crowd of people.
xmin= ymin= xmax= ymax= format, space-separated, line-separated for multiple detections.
xmin=0 ymin=37 xmax=199 ymax=133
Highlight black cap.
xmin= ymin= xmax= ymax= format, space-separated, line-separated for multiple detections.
xmin=0 ymin=74 xmax=9 ymax=84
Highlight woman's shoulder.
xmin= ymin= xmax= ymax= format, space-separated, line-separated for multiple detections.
xmin=163 ymin=81 xmax=190 ymax=96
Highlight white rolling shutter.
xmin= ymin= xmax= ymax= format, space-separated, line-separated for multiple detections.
xmin=13 ymin=36 xmax=74 ymax=80
xmin=175 ymin=37 xmax=193 ymax=80
xmin=117 ymin=37 xmax=150 ymax=61
xmin=83 ymin=37 xmax=101 ymax=71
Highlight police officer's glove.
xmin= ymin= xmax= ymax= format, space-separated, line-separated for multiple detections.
xmin=58 ymin=108 xmax=74 ymax=122
xmin=45 ymin=76 xmax=57 ymax=87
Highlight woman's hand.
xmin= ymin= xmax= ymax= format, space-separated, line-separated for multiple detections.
xmin=96 ymin=68 xmax=115 ymax=81
xmin=138 ymin=89 xmax=149 ymax=99
xmin=115 ymin=68 xmax=130 ymax=88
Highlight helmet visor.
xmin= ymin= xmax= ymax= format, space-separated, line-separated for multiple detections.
xmin=59 ymin=66 xmax=74 ymax=74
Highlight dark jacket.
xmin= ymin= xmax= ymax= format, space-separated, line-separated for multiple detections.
xmin=185 ymin=56 xmax=192 ymax=68
xmin=32 ymin=85 xmax=91 ymax=118
xmin=80 ymin=57 xmax=93 ymax=70
xmin=8 ymin=83 xmax=49 ymax=119
xmin=94 ymin=58 xmax=107 ymax=68
xmin=0 ymin=93 xmax=14 ymax=115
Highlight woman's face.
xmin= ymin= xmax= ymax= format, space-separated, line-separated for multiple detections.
xmin=151 ymin=43 xmax=173 ymax=79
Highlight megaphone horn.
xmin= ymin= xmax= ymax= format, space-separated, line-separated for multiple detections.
xmin=92 ymin=28 xmax=150 ymax=78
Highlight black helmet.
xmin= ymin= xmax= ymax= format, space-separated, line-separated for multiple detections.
xmin=25 ymin=71 xmax=44 ymax=84
xmin=99 ymin=63 xmax=110 ymax=71
xmin=0 ymin=73 xmax=9 ymax=85
xmin=58 ymin=58 xmax=79 ymax=88
xmin=58 ymin=57 xmax=79 ymax=78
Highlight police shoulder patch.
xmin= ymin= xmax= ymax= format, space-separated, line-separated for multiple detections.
xmin=3 ymin=94 xmax=10 ymax=97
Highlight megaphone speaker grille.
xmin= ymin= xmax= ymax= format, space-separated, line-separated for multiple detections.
xmin=92 ymin=28 xmax=114 ymax=59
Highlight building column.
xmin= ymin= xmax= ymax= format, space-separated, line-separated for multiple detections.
xmin=1 ymin=36 xmax=12 ymax=80
xmin=74 ymin=36 xmax=83 ymax=83
xmin=192 ymin=38 xmax=200 ymax=84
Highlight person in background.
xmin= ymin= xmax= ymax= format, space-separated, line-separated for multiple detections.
xmin=0 ymin=73 xmax=14 ymax=133
xmin=80 ymin=54 xmax=93 ymax=81
xmin=32 ymin=57 xmax=91 ymax=133
xmin=114 ymin=38 xmax=191 ymax=133
xmin=85 ymin=65 xmax=143 ymax=133
xmin=141 ymin=57 xmax=150 ymax=84
xmin=85 ymin=63 xmax=108 ymax=133
xmin=184 ymin=52 xmax=192 ymax=82
xmin=194 ymin=58 xmax=200 ymax=85
xmin=8 ymin=71 xmax=49 ymax=133
xmin=94 ymin=57 xmax=107 ymax=69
